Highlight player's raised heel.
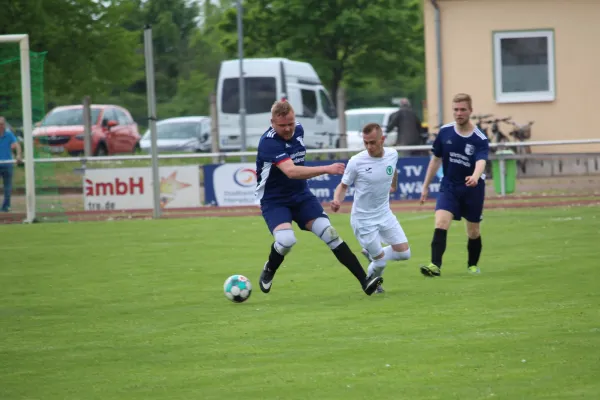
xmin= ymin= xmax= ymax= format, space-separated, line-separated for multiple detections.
xmin=259 ymin=262 xmax=276 ymax=293
xmin=363 ymin=276 xmax=384 ymax=296
xmin=420 ymin=263 xmax=441 ymax=277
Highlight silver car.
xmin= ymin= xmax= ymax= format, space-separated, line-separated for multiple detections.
xmin=140 ymin=116 xmax=212 ymax=153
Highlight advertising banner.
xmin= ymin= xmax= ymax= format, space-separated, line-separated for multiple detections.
xmin=84 ymin=166 xmax=201 ymax=210
xmin=204 ymin=157 xmax=442 ymax=206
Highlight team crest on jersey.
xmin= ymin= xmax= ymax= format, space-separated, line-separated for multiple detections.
xmin=386 ymin=166 xmax=393 ymax=175
xmin=465 ymin=144 xmax=475 ymax=155
xmin=297 ymin=137 xmax=305 ymax=147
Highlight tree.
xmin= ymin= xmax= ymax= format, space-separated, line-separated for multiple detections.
xmin=1 ymin=0 xmax=142 ymax=109
xmin=218 ymin=0 xmax=424 ymax=105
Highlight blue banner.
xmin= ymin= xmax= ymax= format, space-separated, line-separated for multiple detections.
xmin=203 ymin=157 xmax=442 ymax=206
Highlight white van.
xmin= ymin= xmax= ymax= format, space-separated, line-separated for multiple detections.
xmin=216 ymin=58 xmax=338 ymax=150
xmin=345 ymin=107 xmax=399 ymax=149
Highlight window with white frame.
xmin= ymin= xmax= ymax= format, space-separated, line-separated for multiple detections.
xmin=493 ymin=30 xmax=555 ymax=103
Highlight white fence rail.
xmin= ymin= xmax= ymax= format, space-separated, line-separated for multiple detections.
xmin=3 ymin=138 xmax=600 ymax=164
xmin=3 ymin=139 xmax=600 ymax=222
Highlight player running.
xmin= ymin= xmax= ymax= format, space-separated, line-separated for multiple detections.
xmin=330 ymin=123 xmax=411 ymax=293
xmin=255 ymin=101 xmax=383 ymax=296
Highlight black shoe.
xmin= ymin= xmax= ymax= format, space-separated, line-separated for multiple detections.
xmin=259 ymin=262 xmax=276 ymax=293
xmin=363 ymin=275 xmax=384 ymax=296
xmin=420 ymin=263 xmax=441 ymax=277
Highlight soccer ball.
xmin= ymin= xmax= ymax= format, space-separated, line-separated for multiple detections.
xmin=223 ymin=275 xmax=252 ymax=303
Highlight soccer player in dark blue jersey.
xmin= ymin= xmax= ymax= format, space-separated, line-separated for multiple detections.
xmin=255 ymin=101 xmax=383 ymax=295
xmin=419 ymin=93 xmax=489 ymax=276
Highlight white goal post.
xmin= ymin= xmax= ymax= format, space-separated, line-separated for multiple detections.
xmin=0 ymin=34 xmax=35 ymax=223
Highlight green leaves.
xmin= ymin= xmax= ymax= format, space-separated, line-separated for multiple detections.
xmin=218 ymin=0 xmax=424 ymax=105
xmin=0 ymin=0 xmax=425 ymax=125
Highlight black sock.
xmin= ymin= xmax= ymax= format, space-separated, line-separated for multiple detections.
xmin=468 ymin=236 xmax=482 ymax=267
xmin=267 ymin=242 xmax=285 ymax=272
xmin=332 ymin=241 xmax=367 ymax=284
xmin=431 ymin=228 xmax=448 ymax=268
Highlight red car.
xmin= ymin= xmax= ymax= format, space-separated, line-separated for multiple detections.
xmin=32 ymin=104 xmax=141 ymax=156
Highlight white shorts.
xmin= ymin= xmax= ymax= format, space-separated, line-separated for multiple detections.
xmin=351 ymin=214 xmax=408 ymax=255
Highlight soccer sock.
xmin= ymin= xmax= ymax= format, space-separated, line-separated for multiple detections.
xmin=467 ymin=236 xmax=482 ymax=267
xmin=267 ymin=242 xmax=285 ymax=272
xmin=382 ymin=246 xmax=411 ymax=261
xmin=332 ymin=241 xmax=368 ymax=284
xmin=431 ymin=228 xmax=448 ymax=268
xmin=367 ymin=258 xmax=387 ymax=278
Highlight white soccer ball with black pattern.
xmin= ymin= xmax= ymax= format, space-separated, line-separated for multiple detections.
xmin=223 ymin=275 xmax=252 ymax=303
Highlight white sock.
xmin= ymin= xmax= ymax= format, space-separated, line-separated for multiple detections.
xmin=368 ymin=258 xmax=387 ymax=277
xmin=383 ymin=246 xmax=411 ymax=261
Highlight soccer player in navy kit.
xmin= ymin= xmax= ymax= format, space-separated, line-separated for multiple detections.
xmin=419 ymin=94 xmax=489 ymax=277
xmin=255 ymin=101 xmax=383 ymax=295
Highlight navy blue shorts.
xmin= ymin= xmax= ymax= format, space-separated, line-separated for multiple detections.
xmin=435 ymin=181 xmax=485 ymax=223
xmin=261 ymin=194 xmax=329 ymax=233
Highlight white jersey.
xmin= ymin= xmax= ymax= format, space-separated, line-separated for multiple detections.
xmin=341 ymin=147 xmax=398 ymax=224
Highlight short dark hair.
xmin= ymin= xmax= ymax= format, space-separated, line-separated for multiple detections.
xmin=362 ymin=123 xmax=382 ymax=135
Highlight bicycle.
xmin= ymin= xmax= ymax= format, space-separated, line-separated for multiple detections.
xmin=471 ymin=114 xmax=493 ymax=139
xmin=486 ymin=117 xmax=513 ymax=147
xmin=507 ymin=120 xmax=534 ymax=173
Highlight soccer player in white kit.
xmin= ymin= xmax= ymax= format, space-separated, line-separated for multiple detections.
xmin=330 ymin=123 xmax=411 ymax=293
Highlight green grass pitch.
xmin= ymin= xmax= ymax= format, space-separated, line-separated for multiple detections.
xmin=1 ymin=206 xmax=599 ymax=399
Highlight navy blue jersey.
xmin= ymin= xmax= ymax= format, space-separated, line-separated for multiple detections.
xmin=255 ymin=123 xmax=310 ymax=203
xmin=432 ymin=122 xmax=489 ymax=185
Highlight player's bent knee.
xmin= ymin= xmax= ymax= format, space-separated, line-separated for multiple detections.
xmin=466 ymin=222 xmax=480 ymax=239
xmin=394 ymin=248 xmax=411 ymax=260
xmin=273 ymin=229 xmax=296 ymax=255
xmin=435 ymin=210 xmax=453 ymax=229
xmin=311 ymin=217 xmax=343 ymax=249
xmin=391 ymin=242 xmax=410 ymax=252
xmin=365 ymin=241 xmax=384 ymax=260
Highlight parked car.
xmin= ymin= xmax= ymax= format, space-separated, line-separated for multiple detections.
xmin=344 ymin=107 xmax=399 ymax=149
xmin=140 ymin=116 xmax=212 ymax=154
xmin=32 ymin=104 xmax=141 ymax=156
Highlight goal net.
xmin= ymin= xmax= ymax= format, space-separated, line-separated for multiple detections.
xmin=0 ymin=35 xmax=67 ymax=223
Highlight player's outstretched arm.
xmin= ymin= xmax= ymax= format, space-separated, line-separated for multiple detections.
xmin=277 ymin=159 xmax=345 ymax=179
xmin=331 ymin=182 xmax=348 ymax=212
xmin=420 ymin=156 xmax=442 ymax=204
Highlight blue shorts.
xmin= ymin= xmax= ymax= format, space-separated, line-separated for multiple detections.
xmin=261 ymin=194 xmax=328 ymax=233
xmin=435 ymin=181 xmax=485 ymax=223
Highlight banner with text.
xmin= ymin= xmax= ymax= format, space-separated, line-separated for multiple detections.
xmin=203 ymin=157 xmax=442 ymax=206
xmin=84 ymin=166 xmax=201 ymax=210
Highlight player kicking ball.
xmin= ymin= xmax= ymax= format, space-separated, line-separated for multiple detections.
xmin=255 ymin=101 xmax=383 ymax=296
xmin=419 ymin=93 xmax=489 ymax=277
xmin=331 ymin=123 xmax=411 ymax=293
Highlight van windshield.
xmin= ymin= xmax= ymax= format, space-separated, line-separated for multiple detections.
xmin=221 ymin=77 xmax=277 ymax=115
xmin=346 ymin=113 xmax=387 ymax=132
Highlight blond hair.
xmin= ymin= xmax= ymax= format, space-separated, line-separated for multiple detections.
xmin=271 ymin=100 xmax=294 ymax=118
xmin=452 ymin=93 xmax=472 ymax=110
